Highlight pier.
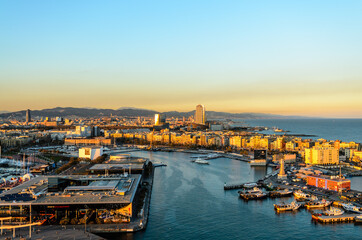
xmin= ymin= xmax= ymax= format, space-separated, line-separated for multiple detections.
xmin=312 ymin=213 xmax=359 ymax=223
xmin=224 ymin=183 xmax=245 ymax=190
xmin=224 ymin=182 xmax=260 ymax=190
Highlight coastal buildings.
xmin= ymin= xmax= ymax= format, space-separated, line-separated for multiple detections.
xmin=305 ymin=147 xmax=339 ymax=165
xmin=1 ymin=110 xmax=362 ymax=169
xmin=65 ymin=137 xmax=112 ymax=146
xmin=195 ymin=104 xmax=206 ymax=125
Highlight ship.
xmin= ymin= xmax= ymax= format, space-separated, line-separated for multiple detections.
xmin=239 ymin=187 xmax=267 ymax=200
xmin=355 ymin=215 xmax=362 ymax=224
xmin=274 ymin=128 xmax=284 ymax=132
xmin=205 ymin=153 xmax=221 ymax=160
xmin=293 ymin=190 xmax=317 ymax=201
xmin=305 ymin=199 xmax=332 ymax=209
xmin=274 ymin=201 xmax=301 ymax=211
xmin=273 ymin=127 xmax=289 ymax=133
xmin=323 ymin=207 xmax=344 ymax=216
xmin=194 ymin=158 xmax=209 ymax=165
xmin=341 ymin=203 xmax=362 ymax=214
xmin=269 ymin=189 xmax=293 ymax=198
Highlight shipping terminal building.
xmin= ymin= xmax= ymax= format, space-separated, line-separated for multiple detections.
xmin=0 ymin=156 xmax=148 ymax=225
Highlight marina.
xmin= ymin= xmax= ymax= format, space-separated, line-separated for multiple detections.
xmin=0 ymin=148 xmax=360 ymax=239
xmin=133 ymin=150 xmax=362 ymax=239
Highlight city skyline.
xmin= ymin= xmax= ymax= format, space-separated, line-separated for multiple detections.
xmin=1 ymin=1 xmax=362 ymax=118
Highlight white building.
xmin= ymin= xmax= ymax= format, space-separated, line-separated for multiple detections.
xmin=66 ymin=125 xmax=93 ymax=138
xmin=79 ymin=147 xmax=104 ymax=160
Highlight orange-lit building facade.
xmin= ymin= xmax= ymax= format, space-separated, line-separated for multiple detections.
xmin=64 ymin=137 xmax=112 ymax=146
xmin=306 ymin=175 xmax=351 ymax=191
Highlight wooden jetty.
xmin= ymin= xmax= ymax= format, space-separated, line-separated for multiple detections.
xmin=312 ymin=213 xmax=358 ymax=223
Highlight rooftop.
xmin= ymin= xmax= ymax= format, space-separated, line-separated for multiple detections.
xmin=89 ymin=164 xmax=145 ymax=171
xmin=0 ymin=174 xmax=141 ymax=206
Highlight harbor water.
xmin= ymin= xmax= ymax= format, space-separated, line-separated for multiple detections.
xmin=243 ymin=118 xmax=362 ymax=143
xmin=123 ymin=151 xmax=362 ymax=240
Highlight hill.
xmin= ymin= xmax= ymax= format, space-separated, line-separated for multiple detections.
xmin=0 ymin=107 xmax=301 ymax=119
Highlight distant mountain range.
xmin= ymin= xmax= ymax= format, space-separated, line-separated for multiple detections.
xmin=0 ymin=107 xmax=304 ymax=119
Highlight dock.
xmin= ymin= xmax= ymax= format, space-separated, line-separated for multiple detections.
xmin=224 ymin=183 xmax=245 ymax=190
xmin=312 ymin=213 xmax=359 ymax=223
xmin=224 ymin=182 xmax=260 ymax=190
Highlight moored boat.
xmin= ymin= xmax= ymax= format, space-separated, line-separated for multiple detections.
xmin=355 ymin=215 xmax=362 ymax=224
xmin=323 ymin=207 xmax=344 ymax=216
xmin=305 ymin=199 xmax=331 ymax=209
xmin=239 ymin=187 xmax=267 ymax=200
xmin=194 ymin=158 xmax=209 ymax=164
xmin=269 ymin=189 xmax=293 ymax=198
xmin=293 ymin=190 xmax=317 ymax=201
xmin=274 ymin=201 xmax=301 ymax=211
xmin=205 ymin=153 xmax=221 ymax=159
xmin=341 ymin=203 xmax=362 ymax=214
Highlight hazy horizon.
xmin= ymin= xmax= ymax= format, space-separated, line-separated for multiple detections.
xmin=1 ymin=106 xmax=362 ymax=119
xmin=1 ymin=1 xmax=362 ymax=118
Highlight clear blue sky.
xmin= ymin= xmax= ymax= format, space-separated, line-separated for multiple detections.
xmin=1 ymin=0 xmax=362 ymax=117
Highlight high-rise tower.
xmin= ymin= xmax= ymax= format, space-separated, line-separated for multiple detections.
xmin=154 ymin=113 xmax=166 ymax=126
xmin=195 ymin=104 xmax=206 ymax=125
xmin=26 ymin=109 xmax=31 ymax=123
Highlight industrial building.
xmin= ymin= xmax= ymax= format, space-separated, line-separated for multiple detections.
xmin=88 ymin=164 xmax=145 ymax=175
xmin=0 ymin=174 xmax=142 ymax=224
xmin=306 ymin=175 xmax=351 ymax=191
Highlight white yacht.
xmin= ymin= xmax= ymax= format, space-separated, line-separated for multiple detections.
xmin=323 ymin=207 xmax=344 ymax=216
xmin=194 ymin=158 xmax=209 ymax=165
xmin=341 ymin=203 xmax=362 ymax=214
